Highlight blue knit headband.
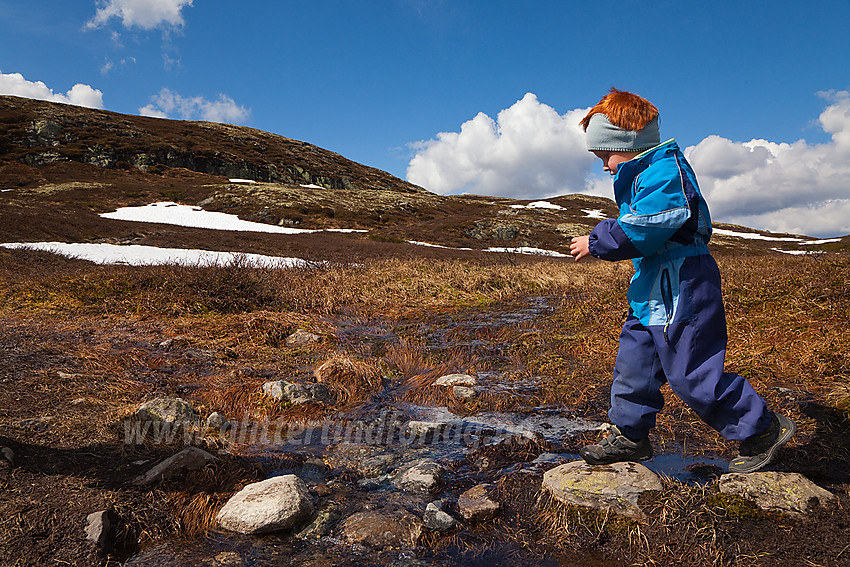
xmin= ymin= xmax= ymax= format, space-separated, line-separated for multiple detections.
xmin=585 ymin=113 xmax=660 ymax=153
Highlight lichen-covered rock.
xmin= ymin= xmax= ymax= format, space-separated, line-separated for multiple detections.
xmin=542 ymin=460 xmax=662 ymax=519
xmin=719 ymin=472 xmax=837 ymax=516
xmin=30 ymin=120 xmax=63 ymax=146
xmin=262 ymin=380 xmax=332 ymax=405
xmin=285 ymin=329 xmax=322 ymax=347
xmin=452 ymin=386 xmax=477 ymax=399
xmin=458 ymin=484 xmax=500 ymax=522
xmin=217 ymin=475 xmax=314 ymax=534
xmin=296 ymin=501 xmax=343 ymax=541
xmin=136 ymin=397 xmax=198 ymax=425
xmin=404 ymin=420 xmax=447 ymax=439
xmin=392 ymin=460 xmax=444 ymax=493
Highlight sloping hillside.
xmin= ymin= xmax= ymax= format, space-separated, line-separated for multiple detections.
xmin=1 ymin=95 xmax=845 ymax=259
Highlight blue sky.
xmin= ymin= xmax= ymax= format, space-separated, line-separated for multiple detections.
xmin=2 ymin=1 xmax=850 ymax=237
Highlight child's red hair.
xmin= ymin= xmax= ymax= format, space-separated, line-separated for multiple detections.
xmin=579 ymin=88 xmax=658 ymax=132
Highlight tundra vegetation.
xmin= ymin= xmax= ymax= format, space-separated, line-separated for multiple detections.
xmin=1 ymin=247 xmax=849 ymax=566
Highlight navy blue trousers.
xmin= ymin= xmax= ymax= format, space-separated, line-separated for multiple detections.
xmin=609 ymin=257 xmax=771 ymax=442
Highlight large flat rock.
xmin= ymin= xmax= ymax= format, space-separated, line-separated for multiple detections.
xmin=719 ymin=472 xmax=837 ymax=516
xmin=542 ymin=460 xmax=662 ymax=519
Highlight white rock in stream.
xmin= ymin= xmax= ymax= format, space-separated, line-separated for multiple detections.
xmin=216 ymin=475 xmax=314 ymax=534
xmin=206 ymin=411 xmax=231 ymax=430
xmin=458 ymin=484 xmax=500 ymax=522
xmin=434 ymin=373 xmax=477 ymax=387
xmin=340 ymin=509 xmax=423 ymax=548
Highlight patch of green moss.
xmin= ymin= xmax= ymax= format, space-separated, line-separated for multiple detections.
xmin=706 ymin=491 xmax=762 ymax=520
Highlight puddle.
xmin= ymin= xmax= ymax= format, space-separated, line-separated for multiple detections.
xmin=644 ymin=450 xmax=729 ymax=484
xmin=527 ymin=450 xmax=728 ymax=485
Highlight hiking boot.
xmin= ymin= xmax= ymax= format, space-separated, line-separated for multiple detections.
xmin=580 ymin=426 xmax=653 ymax=465
xmin=729 ymin=412 xmax=796 ymax=473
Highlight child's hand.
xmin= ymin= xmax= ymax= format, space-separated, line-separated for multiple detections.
xmin=570 ymin=235 xmax=591 ymax=261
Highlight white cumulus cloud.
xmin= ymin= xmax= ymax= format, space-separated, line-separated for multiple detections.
xmin=406 ymin=93 xmax=594 ymax=199
xmin=408 ymin=90 xmax=850 ymax=238
xmin=0 ymin=70 xmax=104 ymax=109
xmin=86 ymin=0 xmax=194 ymax=30
xmin=139 ymin=88 xmax=250 ymax=124
xmin=686 ymin=90 xmax=850 ymax=238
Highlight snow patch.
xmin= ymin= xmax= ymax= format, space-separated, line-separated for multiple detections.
xmin=770 ymin=248 xmax=820 ymax=256
xmin=712 ymin=228 xmax=803 ymax=242
xmin=582 ymin=209 xmax=607 ymax=219
xmin=229 ymin=178 xmax=257 ymax=184
xmin=99 ymin=202 xmax=363 ymax=235
xmin=0 ymin=242 xmax=309 ymax=268
xmin=407 ymin=240 xmax=473 ymax=250
xmin=509 ymin=201 xmax=563 ymax=210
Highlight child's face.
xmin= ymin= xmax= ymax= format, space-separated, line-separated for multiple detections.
xmin=591 ymin=150 xmax=639 ymax=175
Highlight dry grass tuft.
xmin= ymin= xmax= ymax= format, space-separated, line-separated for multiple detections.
xmin=315 ymin=354 xmax=383 ymax=407
xmin=203 ymin=371 xmax=267 ymax=420
xmin=384 ymin=338 xmax=434 ymax=379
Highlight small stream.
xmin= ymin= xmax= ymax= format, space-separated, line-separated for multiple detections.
xmin=126 ymin=297 xmax=729 ymax=566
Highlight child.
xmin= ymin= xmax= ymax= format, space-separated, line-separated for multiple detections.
xmin=569 ymin=88 xmax=795 ymax=473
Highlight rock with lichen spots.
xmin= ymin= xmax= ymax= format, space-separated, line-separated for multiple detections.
xmin=136 ymin=397 xmax=198 ymax=425
xmin=719 ymin=472 xmax=837 ymax=516
xmin=542 ymin=460 xmax=662 ymax=519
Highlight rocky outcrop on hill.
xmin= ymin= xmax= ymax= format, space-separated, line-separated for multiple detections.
xmin=0 ymin=95 xmax=427 ymax=195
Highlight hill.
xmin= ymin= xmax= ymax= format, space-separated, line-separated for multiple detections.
xmin=2 ymin=95 xmax=845 ymax=262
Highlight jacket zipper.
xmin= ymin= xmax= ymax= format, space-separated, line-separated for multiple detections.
xmin=660 ymin=268 xmax=673 ymax=343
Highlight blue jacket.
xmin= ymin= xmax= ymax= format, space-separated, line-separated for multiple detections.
xmin=588 ymin=140 xmax=713 ymax=327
